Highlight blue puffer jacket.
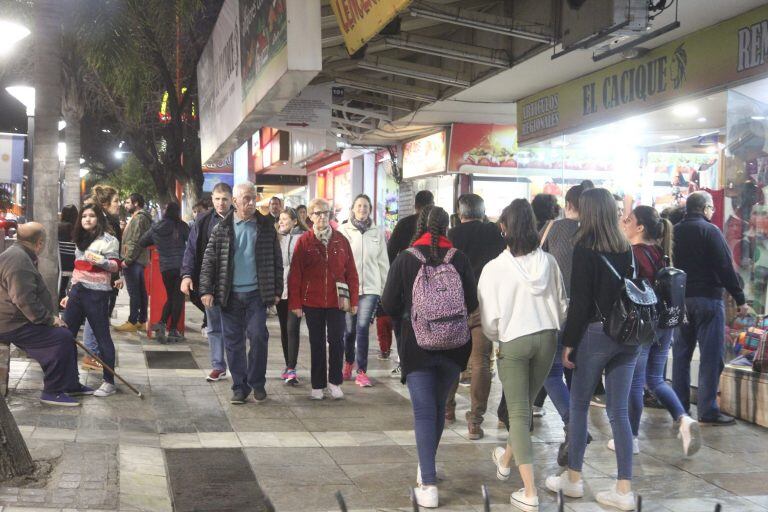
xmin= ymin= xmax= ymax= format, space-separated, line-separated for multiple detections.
xmin=139 ymin=218 xmax=190 ymax=272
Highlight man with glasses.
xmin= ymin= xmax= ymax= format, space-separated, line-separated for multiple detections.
xmin=673 ymin=191 xmax=748 ymax=425
xmin=199 ymin=182 xmax=283 ymax=404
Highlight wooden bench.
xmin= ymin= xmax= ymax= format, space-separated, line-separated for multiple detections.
xmin=0 ymin=342 xmax=10 ymax=397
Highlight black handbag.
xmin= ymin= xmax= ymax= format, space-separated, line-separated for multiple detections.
xmin=597 ymin=253 xmax=659 ymax=346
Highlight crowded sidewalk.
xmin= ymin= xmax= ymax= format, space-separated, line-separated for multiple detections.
xmin=2 ymin=291 xmax=768 ymax=512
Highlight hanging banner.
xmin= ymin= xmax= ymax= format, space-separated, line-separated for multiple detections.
xmin=0 ymin=134 xmax=24 ymax=184
xmin=448 ymin=124 xmax=518 ymax=173
xmin=330 ymin=0 xmax=413 ymax=54
xmin=517 ymin=4 xmax=768 ymax=145
xmin=198 ymin=0 xmax=322 ymax=164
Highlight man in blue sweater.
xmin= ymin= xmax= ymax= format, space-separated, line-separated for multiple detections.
xmin=673 ymin=191 xmax=748 ymax=426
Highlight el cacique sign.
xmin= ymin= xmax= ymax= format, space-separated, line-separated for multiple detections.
xmin=517 ymin=4 xmax=768 ymax=145
xmin=331 ymin=0 xmax=412 ymax=54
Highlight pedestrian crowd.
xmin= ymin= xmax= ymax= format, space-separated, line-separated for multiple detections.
xmin=0 ymin=178 xmax=749 ymax=512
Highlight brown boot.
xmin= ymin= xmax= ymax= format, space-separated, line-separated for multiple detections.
xmin=466 ymin=411 xmax=484 ymax=440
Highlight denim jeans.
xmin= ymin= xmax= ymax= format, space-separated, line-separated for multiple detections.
xmin=221 ymin=291 xmax=268 ymax=394
xmin=206 ymin=305 xmax=226 ymax=371
xmin=83 ymin=321 xmax=99 ymax=356
xmin=123 ymin=263 xmax=147 ymax=324
xmin=543 ymin=333 xmax=571 ymax=424
xmin=674 ymin=297 xmax=726 ymax=421
xmin=629 ymin=328 xmax=686 ymax=435
xmin=304 ymin=307 xmax=346 ymax=389
xmin=569 ymin=323 xmax=639 ymax=480
xmin=406 ymin=354 xmax=461 ymax=485
xmin=344 ymin=294 xmax=379 ymax=372
xmin=63 ymin=284 xmax=116 ymax=384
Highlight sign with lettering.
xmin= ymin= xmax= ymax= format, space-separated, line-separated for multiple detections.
xmin=330 ymin=0 xmax=413 ymax=54
xmin=517 ymin=4 xmax=768 ymax=144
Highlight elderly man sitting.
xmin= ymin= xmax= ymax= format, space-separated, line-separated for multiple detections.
xmin=0 ymin=223 xmax=92 ymax=406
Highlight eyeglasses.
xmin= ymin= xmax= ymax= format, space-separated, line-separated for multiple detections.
xmin=311 ymin=210 xmax=330 ymax=217
xmin=705 ymin=204 xmax=716 ymax=213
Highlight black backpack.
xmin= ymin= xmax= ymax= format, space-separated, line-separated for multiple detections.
xmin=639 ymin=247 xmax=687 ymax=329
xmin=597 ymin=253 xmax=659 ymax=346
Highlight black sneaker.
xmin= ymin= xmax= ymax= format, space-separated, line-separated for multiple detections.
xmin=699 ymin=413 xmax=736 ymax=426
xmin=230 ymin=391 xmax=248 ymax=404
xmin=167 ymin=329 xmax=185 ymax=342
xmin=253 ymin=388 xmax=267 ymax=402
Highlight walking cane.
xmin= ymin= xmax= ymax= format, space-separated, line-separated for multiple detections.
xmin=481 ymin=484 xmax=490 ymax=512
xmin=73 ymin=339 xmax=143 ymax=399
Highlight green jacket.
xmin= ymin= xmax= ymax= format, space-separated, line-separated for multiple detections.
xmin=122 ymin=210 xmax=153 ymax=266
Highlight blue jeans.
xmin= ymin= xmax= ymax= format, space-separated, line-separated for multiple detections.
xmin=83 ymin=321 xmax=99 ymax=356
xmin=123 ymin=263 xmax=147 ymax=324
xmin=543 ymin=333 xmax=570 ymax=424
xmin=629 ymin=328 xmax=686 ymax=435
xmin=221 ymin=291 xmax=268 ymax=394
xmin=206 ymin=305 xmax=226 ymax=371
xmin=569 ymin=323 xmax=639 ymax=480
xmin=344 ymin=294 xmax=379 ymax=372
xmin=63 ymin=284 xmax=116 ymax=384
xmin=406 ymin=354 xmax=461 ymax=486
xmin=674 ymin=297 xmax=726 ymax=421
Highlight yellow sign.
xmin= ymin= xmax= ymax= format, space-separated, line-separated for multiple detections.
xmin=331 ymin=0 xmax=413 ymax=54
xmin=518 ymin=4 xmax=768 ymax=144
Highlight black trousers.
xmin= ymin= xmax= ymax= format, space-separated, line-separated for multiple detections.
xmin=276 ymin=299 xmax=301 ymax=369
xmin=189 ymin=288 xmax=208 ymax=328
xmin=303 ymin=307 xmax=345 ymax=390
xmin=160 ymin=269 xmax=184 ymax=330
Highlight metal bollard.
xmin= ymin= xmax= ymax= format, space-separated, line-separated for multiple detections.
xmin=557 ymin=489 xmax=565 ymax=512
xmin=715 ymin=504 xmax=722 ymax=512
xmin=335 ymin=490 xmax=347 ymax=512
xmin=637 ymin=494 xmax=643 ymax=511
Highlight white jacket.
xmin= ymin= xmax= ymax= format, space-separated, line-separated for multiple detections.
xmin=279 ymin=227 xmax=306 ymax=300
xmin=478 ymin=248 xmax=568 ymax=343
xmin=339 ymin=221 xmax=390 ymax=296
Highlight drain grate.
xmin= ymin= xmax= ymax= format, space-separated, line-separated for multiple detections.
xmin=144 ymin=351 xmax=199 ymax=369
xmin=165 ymin=448 xmax=273 ymax=511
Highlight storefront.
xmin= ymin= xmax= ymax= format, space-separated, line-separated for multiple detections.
xmin=516 ymin=3 xmax=768 ymax=425
xmin=401 ymin=131 xmax=456 ymax=215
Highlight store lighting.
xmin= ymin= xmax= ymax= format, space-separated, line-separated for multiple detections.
xmin=0 ymin=20 xmax=30 ymax=56
xmin=5 ymin=85 xmax=35 ymax=116
xmin=114 ymin=150 xmax=123 ymax=160
xmin=752 ymin=116 xmax=766 ymax=121
xmin=58 ymin=120 xmax=66 ymax=131
xmin=102 ymin=128 xmax=111 ymax=133
xmin=79 ymin=157 xmax=85 ymax=164
xmin=696 ymin=117 xmax=707 ymax=123
xmin=672 ymin=104 xmax=699 ymax=117
xmin=57 ymin=142 xmax=66 ymax=164
xmin=79 ymin=168 xmax=89 ymax=177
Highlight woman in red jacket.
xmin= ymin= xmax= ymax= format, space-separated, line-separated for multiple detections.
xmin=289 ymin=198 xmax=359 ymax=400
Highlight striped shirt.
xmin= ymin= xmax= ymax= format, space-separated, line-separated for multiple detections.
xmin=71 ymin=233 xmax=120 ymax=291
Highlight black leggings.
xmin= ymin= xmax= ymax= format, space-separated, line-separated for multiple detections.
xmin=276 ymin=299 xmax=301 ymax=369
xmin=161 ymin=269 xmax=184 ymax=330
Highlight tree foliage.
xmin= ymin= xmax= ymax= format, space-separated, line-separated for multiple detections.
xmin=95 ymin=155 xmax=159 ymax=203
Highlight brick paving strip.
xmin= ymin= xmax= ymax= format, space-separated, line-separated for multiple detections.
xmin=2 ymin=296 xmax=768 ymax=511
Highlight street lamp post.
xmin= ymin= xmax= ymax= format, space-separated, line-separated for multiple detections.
xmin=5 ymin=86 xmax=35 ymax=220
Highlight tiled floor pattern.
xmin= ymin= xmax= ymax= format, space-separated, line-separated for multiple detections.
xmin=1 ymin=293 xmax=768 ymax=511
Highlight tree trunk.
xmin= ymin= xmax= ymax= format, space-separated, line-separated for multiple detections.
xmin=0 ymin=398 xmax=34 ymax=481
xmin=33 ymin=0 xmax=64 ymax=297
xmin=62 ymin=117 xmax=81 ymax=207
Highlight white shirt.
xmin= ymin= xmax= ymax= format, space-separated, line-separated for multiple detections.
xmin=478 ymin=248 xmax=568 ymax=343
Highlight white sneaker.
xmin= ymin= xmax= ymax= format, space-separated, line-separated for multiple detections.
xmin=510 ymin=489 xmax=539 ymax=512
xmin=328 ymin=383 xmax=344 ymax=399
xmin=492 ymin=446 xmax=511 ymax=481
xmin=596 ymin=487 xmax=635 ymax=511
xmin=310 ymin=388 xmax=324 ymax=400
xmin=416 ymin=465 xmax=421 ymax=485
xmin=607 ymin=437 xmax=640 ymax=454
xmin=413 ymin=485 xmax=438 ymax=508
xmin=678 ymin=415 xmax=701 ymax=456
xmin=545 ymin=472 xmax=584 ymax=498
xmin=93 ymin=382 xmax=117 ymax=397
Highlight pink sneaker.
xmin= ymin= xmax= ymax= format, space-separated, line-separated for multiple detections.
xmin=355 ymin=371 xmax=372 ymax=387
xmin=280 ymin=367 xmax=290 ymax=380
xmin=343 ymin=362 xmax=354 ymax=381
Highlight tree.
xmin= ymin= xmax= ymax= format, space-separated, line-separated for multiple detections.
xmin=97 ymin=155 xmax=159 ymax=204
xmin=0 ymin=397 xmax=34 ymax=481
xmin=75 ymin=0 xmax=220 ymax=206
xmin=61 ymin=31 xmax=86 ymax=207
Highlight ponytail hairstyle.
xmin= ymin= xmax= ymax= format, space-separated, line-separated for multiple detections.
xmin=74 ymin=203 xmax=108 ymax=252
xmin=633 ymin=205 xmax=674 ymax=262
xmin=410 ymin=205 xmax=450 ymax=265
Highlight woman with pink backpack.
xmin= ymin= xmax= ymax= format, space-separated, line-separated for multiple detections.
xmin=381 ymin=205 xmax=478 ymax=509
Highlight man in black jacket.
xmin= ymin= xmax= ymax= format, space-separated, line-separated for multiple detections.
xmin=673 ymin=191 xmax=748 ymax=425
xmin=444 ymin=194 xmax=505 ymax=440
xmin=181 ymin=182 xmax=233 ymax=382
xmin=199 ymin=182 xmax=282 ymax=404
xmin=387 ymin=190 xmax=434 ymax=263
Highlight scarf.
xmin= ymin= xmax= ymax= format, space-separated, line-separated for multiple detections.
xmin=313 ymin=224 xmax=333 ymax=246
xmin=350 ymin=216 xmax=372 ymax=234
xmin=411 ymin=233 xmax=452 ymax=248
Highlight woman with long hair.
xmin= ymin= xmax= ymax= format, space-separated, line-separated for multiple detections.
xmin=340 ymin=194 xmax=390 ymax=387
xmin=62 ymin=203 xmax=120 ymax=397
xmin=613 ymin=206 xmax=700 ymax=456
xmin=276 ymin=207 xmax=308 ymax=385
xmin=139 ymin=202 xmax=190 ymax=342
xmin=381 ymin=205 xmax=478 ymax=508
xmin=531 ymin=193 xmax=561 ymax=231
xmin=481 ymin=199 xmax=567 ymax=511
xmin=288 ymin=198 xmax=359 ymax=400
xmin=545 ymin=188 xmax=638 ymax=511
